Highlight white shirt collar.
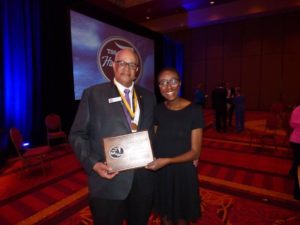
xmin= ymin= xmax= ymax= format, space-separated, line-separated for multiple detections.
xmin=113 ymin=78 xmax=134 ymax=94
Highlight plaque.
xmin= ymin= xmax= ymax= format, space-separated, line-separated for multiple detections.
xmin=102 ymin=131 xmax=154 ymax=172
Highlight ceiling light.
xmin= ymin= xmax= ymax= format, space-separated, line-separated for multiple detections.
xmin=210 ymin=1 xmax=215 ymax=5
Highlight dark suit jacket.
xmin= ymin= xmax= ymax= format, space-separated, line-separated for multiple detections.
xmin=212 ymin=86 xmax=227 ymax=110
xmin=69 ymin=82 xmax=156 ymax=200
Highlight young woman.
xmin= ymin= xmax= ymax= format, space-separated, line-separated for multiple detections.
xmin=147 ymin=68 xmax=204 ymax=225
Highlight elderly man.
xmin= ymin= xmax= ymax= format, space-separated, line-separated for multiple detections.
xmin=69 ymin=48 xmax=156 ymax=225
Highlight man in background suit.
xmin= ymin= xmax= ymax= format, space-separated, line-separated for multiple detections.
xmin=69 ymin=49 xmax=156 ymax=225
xmin=212 ymin=82 xmax=227 ymax=132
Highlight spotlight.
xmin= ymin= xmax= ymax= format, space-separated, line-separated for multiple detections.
xmin=22 ymin=142 xmax=30 ymax=147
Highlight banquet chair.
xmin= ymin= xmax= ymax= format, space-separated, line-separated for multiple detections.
xmin=10 ymin=128 xmax=50 ymax=176
xmin=249 ymin=113 xmax=281 ymax=150
xmin=45 ymin=113 xmax=67 ymax=147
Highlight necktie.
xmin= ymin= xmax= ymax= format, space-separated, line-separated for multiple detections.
xmin=123 ymin=89 xmax=131 ymax=125
xmin=124 ymin=89 xmax=131 ymax=109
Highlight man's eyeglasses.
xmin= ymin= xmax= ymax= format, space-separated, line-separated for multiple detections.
xmin=115 ymin=60 xmax=138 ymax=70
xmin=158 ymin=78 xmax=180 ymax=87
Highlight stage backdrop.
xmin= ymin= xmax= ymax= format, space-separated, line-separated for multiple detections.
xmin=70 ymin=10 xmax=155 ymax=100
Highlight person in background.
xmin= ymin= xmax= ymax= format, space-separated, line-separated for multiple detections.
xmin=233 ymin=87 xmax=245 ymax=132
xmin=194 ymin=83 xmax=207 ymax=108
xmin=69 ymin=48 xmax=156 ymax=225
xmin=289 ymin=100 xmax=300 ymax=200
xmin=212 ymin=82 xmax=227 ymax=132
xmin=225 ymin=81 xmax=235 ymax=128
xmin=147 ymin=67 xmax=204 ymax=225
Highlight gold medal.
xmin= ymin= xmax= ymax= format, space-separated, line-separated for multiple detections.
xmin=131 ymin=123 xmax=138 ymax=132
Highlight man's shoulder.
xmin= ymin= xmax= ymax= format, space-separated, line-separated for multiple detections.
xmin=86 ymin=82 xmax=112 ymax=92
xmin=135 ymin=85 xmax=155 ymax=97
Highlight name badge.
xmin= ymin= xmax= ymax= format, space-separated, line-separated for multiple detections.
xmin=108 ymin=97 xmax=122 ymax=103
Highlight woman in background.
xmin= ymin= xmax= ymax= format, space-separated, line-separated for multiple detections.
xmin=194 ymin=83 xmax=207 ymax=108
xmin=147 ymin=68 xmax=204 ymax=225
xmin=289 ymin=101 xmax=300 ymax=200
xmin=233 ymin=87 xmax=245 ymax=133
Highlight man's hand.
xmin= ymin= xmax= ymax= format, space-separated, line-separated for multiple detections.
xmin=93 ymin=162 xmax=118 ymax=179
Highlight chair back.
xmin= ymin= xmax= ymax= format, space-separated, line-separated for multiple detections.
xmin=45 ymin=114 xmax=61 ymax=132
xmin=10 ymin=128 xmax=24 ymax=157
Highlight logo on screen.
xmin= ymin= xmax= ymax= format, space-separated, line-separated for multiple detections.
xmin=97 ymin=37 xmax=142 ymax=82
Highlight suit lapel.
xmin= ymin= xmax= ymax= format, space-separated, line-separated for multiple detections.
xmin=109 ymin=83 xmax=131 ymax=131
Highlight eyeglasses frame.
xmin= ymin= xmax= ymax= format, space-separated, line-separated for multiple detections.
xmin=158 ymin=78 xmax=181 ymax=88
xmin=114 ymin=60 xmax=138 ymax=70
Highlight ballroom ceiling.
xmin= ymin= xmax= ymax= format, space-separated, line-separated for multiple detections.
xmin=85 ymin=0 xmax=300 ymax=33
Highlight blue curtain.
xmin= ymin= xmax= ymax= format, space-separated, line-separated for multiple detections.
xmin=162 ymin=35 xmax=184 ymax=94
xmin=0 ymin=0 xmax=42 ymax=151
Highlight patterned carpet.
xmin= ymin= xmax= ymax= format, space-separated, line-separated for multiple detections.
xmin=1 ymin=110 xmax=300 ymax=224
xmin=55 ymin=187 xmax=300 ymax=225
xmin=203 ymin=110 xmax=289 ymax=148
xmin=56 ymin=132 xmax=300 ymax=225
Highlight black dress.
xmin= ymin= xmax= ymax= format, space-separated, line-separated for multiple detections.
xmin=153 ymin=103 xmax=204 ymax=221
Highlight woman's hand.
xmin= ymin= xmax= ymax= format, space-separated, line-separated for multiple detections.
xmin=146 ymin=158 xmax=170 ymax=171
xmin=93 ymin=162 xmax=119 ymax=179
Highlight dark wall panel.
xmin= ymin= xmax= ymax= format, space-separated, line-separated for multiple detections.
xmin=168 ymin=10 xmax=300 ymax=110
xmin=223 ymin=22 xmax=242 ymax=58
xmin=190 ymin=29 xmax=206 ymax=61
xmin=223 ymin=57 xmax=241 ymax=86
xmin=260 ymin=54 xmax=282 ymax=109
xmin=242 ymin=18 xmax=262 ymax=56
xmin=206 ymin=26 xmax=223 ymax=59
xmin=282 ymin=53 xmax=300 ymax=103
xmin=190 ymin=61 xmax=206 ymax=87
xmin=241 ymin=56 xmax=261 ymax=109
xmin=262 ymin=16 xmax=283 ymax=54
xmin=284 ymin=12 xmax=300 ymax=53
